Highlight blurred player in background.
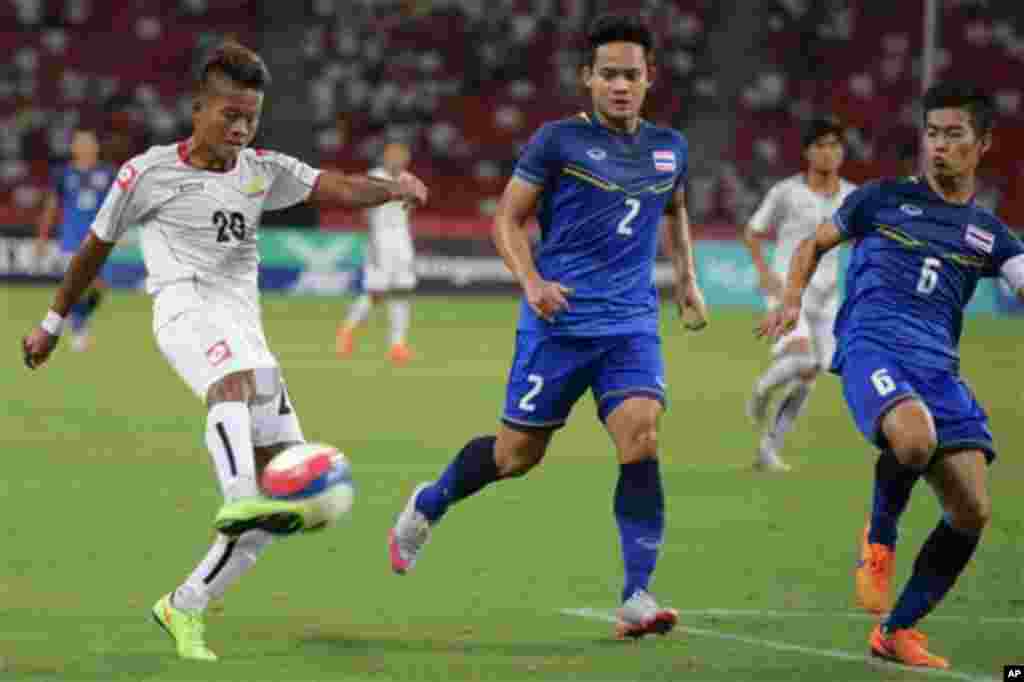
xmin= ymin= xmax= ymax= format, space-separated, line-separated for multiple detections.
xmin=388 ymin=14 xmax=707 ymax=639
xmin=743 ymin=118 xmax=856 ymax=471
xmin=760 ymin=83 xmax=1024 ymax=669
xmin=36 ymin=128 xmax=116 ymax=352
xmin=336 ymin=141 xmax=418 ymax=364
xmin=22 ymin=41 xmax=427 ymax=662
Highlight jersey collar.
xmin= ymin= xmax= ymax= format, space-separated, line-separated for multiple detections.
xmin=580 ymin=111 xmax=645 ymax=138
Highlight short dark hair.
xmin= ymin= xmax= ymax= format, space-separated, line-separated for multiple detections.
xmin=922 ymin=81 xmax=994 ymax=137
xmin=583 ymin=14 xmax=655 ymax=67
xmin=802 ymin=116 xmax=844 ymax=148
xmin=198 ymin=40 xmax=271 ymax=92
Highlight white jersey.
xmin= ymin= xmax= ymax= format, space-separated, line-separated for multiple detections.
xmin=748 ymin=174 xmax=856 ymax=292
xmin=366 ymin=167 xmax=412 ymax=250
xmin=91 ymin=142 xmax=321 ymax=322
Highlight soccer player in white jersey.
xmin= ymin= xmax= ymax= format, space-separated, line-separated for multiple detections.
xmin=742 ymin=118 xmax=856 ymax=471
xmin=21 ymin=41 xmax=427 ymax=661
xmin=336 ymin=141 xmax=418 ymax=364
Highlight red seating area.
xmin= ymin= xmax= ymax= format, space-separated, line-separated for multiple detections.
xmin=308 ymin=0 xmax=717 ymax=217
xmin=0 ymin=0 xmax=256 ymax=224
xmin=733 ymin=0 xmax=1024 ymax=226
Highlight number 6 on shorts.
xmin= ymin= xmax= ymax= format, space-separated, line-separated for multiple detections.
xmin=871 ymin=368 xmax=896 ymax=396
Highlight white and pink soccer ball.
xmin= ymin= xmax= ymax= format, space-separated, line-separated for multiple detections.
xmin=260 ymin=443 xmax=354 ymax=531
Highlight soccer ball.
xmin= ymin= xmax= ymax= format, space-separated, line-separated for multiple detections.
xmin=260 ymin=443 xmax=354 ymax=531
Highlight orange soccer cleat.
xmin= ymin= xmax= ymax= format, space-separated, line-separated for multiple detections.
xmin=870 ymin=624 xmax=949 ymax=669
xmin=855 ymin=523 xmax=895 ymax=614
xmin=389 ymin=343 xmax=413 ymax=365
xmin=335 ymin=326 xmax=355 ymax=356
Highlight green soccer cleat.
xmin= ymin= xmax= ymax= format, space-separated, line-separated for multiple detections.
xmin=213 ymin=496 xmax=309 ymax=537
xmin=151 ymin=593 xmax=218 ymax=661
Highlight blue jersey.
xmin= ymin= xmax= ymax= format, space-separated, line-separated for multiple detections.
xmin=831 ymin=177 xmax=1024 ymax=374
xmin=52 ymin=163 xmax=116 ymax=252
xmin=513 ymin=112 xmax=688 ymax=337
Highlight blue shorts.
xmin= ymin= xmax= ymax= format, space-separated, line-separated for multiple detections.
xmin=841 ymin=352 xmax=995 ymax=462
xmin=502 ymin=332 xmax=666 ymax=429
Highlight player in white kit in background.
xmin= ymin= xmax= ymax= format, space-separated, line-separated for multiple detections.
xmin=21 ymin=41 xmax=427 ymax=661
xmin=336 ymin=142 xmax=418 ymax=364
xmin=742 ymin=117 xmax=856 ymax=472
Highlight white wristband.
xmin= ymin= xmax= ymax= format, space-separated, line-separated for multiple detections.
xmin=40 ymin=310 xmax=65 ymax=336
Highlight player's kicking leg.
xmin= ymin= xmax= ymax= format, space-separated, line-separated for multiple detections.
xmin=390 ymin=425 xmax=552 ymax=573
xmin=604 ymin=393 xmax=678 ymax=639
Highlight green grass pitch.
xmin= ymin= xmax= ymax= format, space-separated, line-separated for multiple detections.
xmin=1 ymin=285 xmax=1021 ymax=681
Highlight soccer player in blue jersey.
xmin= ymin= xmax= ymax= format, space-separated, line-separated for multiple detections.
xmin=760 ymin=82 xmax=1024 ymax=669
xmin=388 ymin=13 xmax=708 ymax=638
xmin=37 ymin=128 xmax=116 ymax=351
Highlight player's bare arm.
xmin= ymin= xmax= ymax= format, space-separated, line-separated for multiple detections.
xmin=757 ymin=220 xmax=842 ymax=339
xmin=22 ymin=232 xmax=115 ymax=368
xmin=492 ymin=176 xmax=572 ymax=322
xmin=742 ymin=222 xmax=783 ymax=299
xmin=663 ymin=185 xmax=707 ymax=331
xmin=310 ymin=169 xmax=427 ymax=210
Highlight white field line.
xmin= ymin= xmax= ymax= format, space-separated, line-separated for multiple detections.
xmin=672 ymin=607 xmax=1024 ymax=625
xmin=560 ymin=608 xmax=999 ymax=682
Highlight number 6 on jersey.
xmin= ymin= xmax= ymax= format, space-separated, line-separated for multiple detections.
xmin=916 ymin=257 xmax=941 ymax=295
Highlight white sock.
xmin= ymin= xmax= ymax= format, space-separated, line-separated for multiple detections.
xmin=769 ymin=380 xmax=813 ymax=447
xmin=388 ymin=298 xmax=410 ymax=346
xmin=205 ymin=402 xmax=258 ymax=500
xmin=344 ymin=294 xmax=373 ymax=327
xmin=173 ymin=530 xmax=274 ymax=612
xmin=755 ymin=354 xmax=817 ymax=395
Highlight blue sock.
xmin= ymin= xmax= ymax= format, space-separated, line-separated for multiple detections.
xmin=615 ymin=458 xmax=664 ymax=603
xmin=415 ymin=436 xmax=499 ymax=523
xmin=868 ymin=450 xmax=921 ymax=548
xmin=884 ymin=517 xmax=980 ymax=631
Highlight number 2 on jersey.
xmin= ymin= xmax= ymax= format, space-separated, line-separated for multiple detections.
xmin=617 ymin=198 xmax=641 ymax=236
xmin=916 ymin=257 xmax=941 ymax=295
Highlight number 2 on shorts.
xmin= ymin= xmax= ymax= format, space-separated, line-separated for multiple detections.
xmin=518 ymin=374 xmax=544 ymax=412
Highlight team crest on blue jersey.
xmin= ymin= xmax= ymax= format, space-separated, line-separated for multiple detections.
xmin=965 ymin=224 xmax=994 ymax=254
xmin=652 ymin=150 xmax=676 ymax=172
xmin=900 ymin=203 xmax=923 ymax=216
xmin=587 ymin=148 xmax=607 ymax=161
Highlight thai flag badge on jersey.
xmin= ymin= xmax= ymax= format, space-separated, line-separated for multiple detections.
xmin=653 ymin=150 xmax=677 ymax=172
xmin=965 ymin=224 xmax=995 ymax=254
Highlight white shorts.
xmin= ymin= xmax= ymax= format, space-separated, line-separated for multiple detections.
xmin=365 ymin=236 xmax=416 ymax=292
xmin=767 ymin=284 xmax=839 ymax=366
xmin=153 ymin=281 xmax=304 ymax=446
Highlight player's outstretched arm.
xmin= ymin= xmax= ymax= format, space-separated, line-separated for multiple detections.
xmin=22 ymin=232 xmax=115 ymax=369
xmin=492 ymin=176 xmax=571 ymax=322
xmin=757 ymin=221 xmax=842 ymax=339
xmin=310 ymin=170 xmax=427 ymax=210
xmin=663 ymin=186 xmax=707 ymax=331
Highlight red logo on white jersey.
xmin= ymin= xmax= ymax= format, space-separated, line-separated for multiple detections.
xmin=206 ymin=340 xmax=233 ymax=366
xmin=116 ymin=163 xmax=138 ymax=190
